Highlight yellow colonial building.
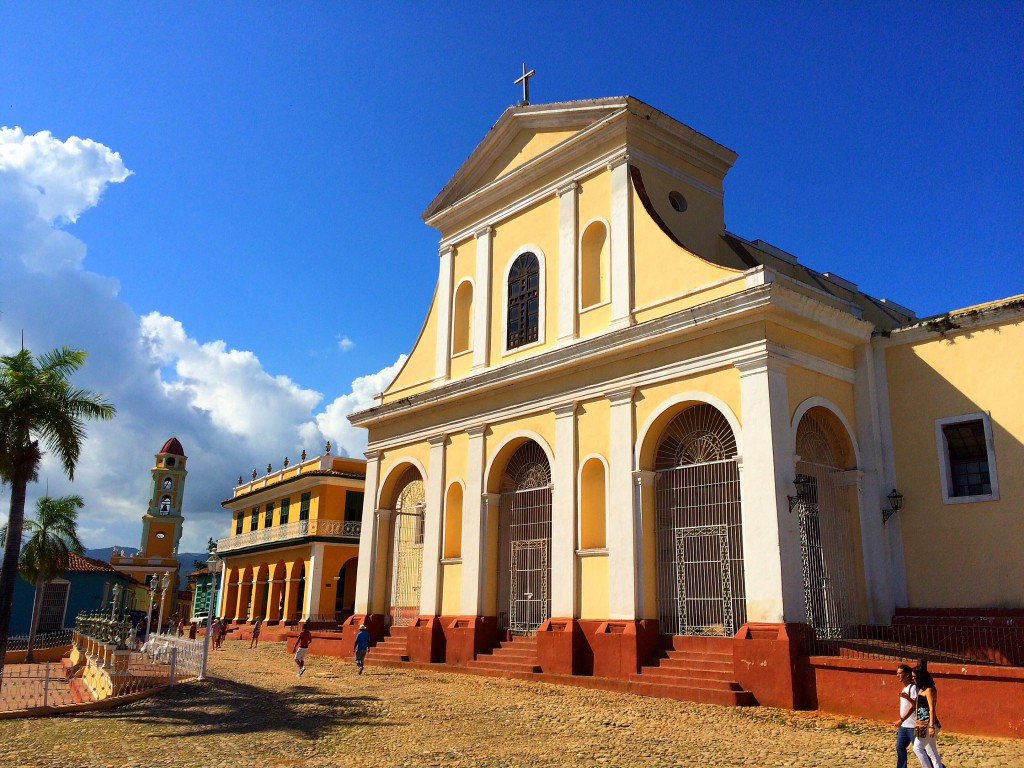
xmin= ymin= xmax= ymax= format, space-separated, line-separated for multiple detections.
xmin=215 ymin=447 xmax=365 ymax=627
xmin=342 ymin=96 xmax=1022 ymax=719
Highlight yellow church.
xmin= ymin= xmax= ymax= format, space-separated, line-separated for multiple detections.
xmin=336 ymin=96 xmax=1023 ymax=732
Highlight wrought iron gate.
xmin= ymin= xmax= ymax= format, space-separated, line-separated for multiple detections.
xmin=795 ymin=462 xmax=858 ymax=639
xmin=499 ymin=442 xmax=552 ymax=636
xmin=654 ymin=405 xmax=746 ymax=637
xmin=387 ymin=474 xmax=425 ymax=628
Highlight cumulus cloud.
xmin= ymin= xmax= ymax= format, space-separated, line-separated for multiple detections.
xmin=336 ymin=335 xmax=354 ymax=352
xmin=0 ymin=127 xmax=401 ymax=554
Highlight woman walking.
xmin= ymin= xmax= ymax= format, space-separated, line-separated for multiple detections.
xmin=912 ymin=660 xmax=944 ymax=768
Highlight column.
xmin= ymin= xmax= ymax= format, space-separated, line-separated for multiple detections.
xmin=736 ymin=353 xmax=798 ymax=623
xmin=419 ymin=434 xmax=447 ymax=616
xmin=557 ymin=182 xmax=579 ymax=343
xmin=606 ymin=387 xmax=638 ymax=618
xmin=460 ymin=425 xmax=487 ymax=615
xmin=304 ymin=543 xmax=325 ymax=620
xmin=354 ymin=450 xmax=381 ymax=614
xmin=608 ymin=154 xmax=634 ymax=330
xmin=282 ymin=569 xmax=300 ymax=623
xmin=434 ymin=244 xmax=455 ymax=382
xmin=551 ymin=403 xmax=577 ymax=617
xmin=480 ymin=493 xmax=501 ymax=617
xmin=632 ymin=469 xmax=657 ymax=618
xmin=473 ymin=228 xmax=493 ymax=370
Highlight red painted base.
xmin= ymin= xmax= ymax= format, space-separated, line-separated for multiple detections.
xmin=406 ymin=616 xmax=446 ymax=663
xmin=439 ymin=615 xmax=497 ymax=665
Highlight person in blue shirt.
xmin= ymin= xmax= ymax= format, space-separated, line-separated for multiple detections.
xmin=354 ymin=624 xmax=371 ymax=675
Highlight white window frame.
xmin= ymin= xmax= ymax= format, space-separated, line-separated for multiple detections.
xmin=501 ymin=244 xmax=547 ymax=356
xmin=935 ymin=412 xmax=999 ymax=504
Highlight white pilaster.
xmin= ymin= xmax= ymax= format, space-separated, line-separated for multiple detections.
xmin=736 ymin=355 xmax=799 ymax=623
xmin=304 ymin=542 xmax=325 ymax=620
xmin=434 ymin=244 xmax=455 ymax=382
xmin=419 ymin=435 xmax=447 ymax=616
xmin=473 ymin=228 xmax=493 ymax=370
xmin=632 ymin=469 xmax=656 ymax=617
xmin=557 ymin=182 xmax=579 ymax=343
xmin=354 ymin=451 xmax=381 ymax=614
xmin=608 ymin=155 xmax=634 ymax=330
xmin=551 ymin=402 xmax=578 ymax=616
xmin=460 ymin=425 xmax=487 ymax=615
xmin=606 ymin=387 xmax=638 ymax=618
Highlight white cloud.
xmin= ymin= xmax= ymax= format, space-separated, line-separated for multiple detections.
xmin=336 ymin=335 xmax=354 ymax=352
xmin=0 ymin=127 xmax=401 ymax=556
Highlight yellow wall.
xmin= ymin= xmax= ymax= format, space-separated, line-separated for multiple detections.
xmin=440 ymin=562 xmax=462 ymax=615
xmin=476 ymin=128 xmax=580 ymax=188
xmin=886 ymin=320 xmax=1024 ymax=607
xmin=579 ymin=555 xmax=609 ymax=620
xmin=786 ymin=367 xmax=858 ymax=443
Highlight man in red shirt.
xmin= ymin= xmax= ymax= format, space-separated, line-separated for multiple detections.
xmin=294 ymin=622 xmax=312 ymax=677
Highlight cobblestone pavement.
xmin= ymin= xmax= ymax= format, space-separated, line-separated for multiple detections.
xmin=0 ymin=639 xmax=1019 ymax=768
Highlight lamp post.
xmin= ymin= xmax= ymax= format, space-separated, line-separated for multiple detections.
xmin=110 ymin=583 xmax=122 ymax=619
xmin=198 ymin=551 xmax=222 ymax=681
xmin=157 ymin=572 xmax=172 ymax=636
xmin=144 ymin=574 xmax=158 ymax=643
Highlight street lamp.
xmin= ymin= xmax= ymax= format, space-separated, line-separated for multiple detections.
xmin=198 ymin=550 xmax=222 ymax=681
xmin=144 ymin=574 xmax=158 ymax=643
xmin=157 ymin=571 xmax=172 ymax=636
xmin=110 ymin=583 xmax=122 ymax=619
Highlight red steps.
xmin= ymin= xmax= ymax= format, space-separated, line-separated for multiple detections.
xmin=630 ymin=636 xmax=754 ymax=707
xmin=367 ymin=626 xmax=409 ymax=664
xmin=465 ymin=635 xmax=541 ymax=674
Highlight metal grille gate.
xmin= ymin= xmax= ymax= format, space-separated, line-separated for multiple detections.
xmin=387 ymin=475 xmax=425 ymax=628
xmin=499 ymin=443 xmax=552 ymax=636
xmin=795 ymin=461 xmax=857 ymax=639
xmin=654 ymin=405 xmax=746 ymax=637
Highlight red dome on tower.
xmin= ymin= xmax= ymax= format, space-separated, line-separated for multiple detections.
xmin=159 ymin=437 xmax=185 ymax=456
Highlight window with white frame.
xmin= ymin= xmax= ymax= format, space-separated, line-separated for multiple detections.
xmin=936 ymin=412 xmax=999 ymax=503
xmin=506 ymin=252 xmax=540 ymax=350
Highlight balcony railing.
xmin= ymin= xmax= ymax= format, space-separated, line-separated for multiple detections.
xmin=217 ymin=518 xmax=361 ymax=554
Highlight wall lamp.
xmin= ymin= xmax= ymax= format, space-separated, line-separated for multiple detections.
xmin=787 ymin=474 xmax=813 ymax=513
xmin=882 ymin=488 xmax=904 ymax=525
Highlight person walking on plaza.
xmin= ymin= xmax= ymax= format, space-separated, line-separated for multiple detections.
xmin=894 ymin=664 xmax=918 ymax=768
xmin=354 ymin=624 xmax=370 ymax=675
xmin=211 ymin=617 xmax=223 ymax=650
xmin=188 ymin=621 xmax=197 ymax=640
xmin=912 ymin=661 xmax=944 ymax=768
xmin=135 ymin=618 xmax=146 ymax=650
xmin=177 ymin=618 xmax=184 ymax=637
xmin=249 ymin=616 xmax=263 ymax=649
xmin=294 ymin=622 xmax=312 ymax=677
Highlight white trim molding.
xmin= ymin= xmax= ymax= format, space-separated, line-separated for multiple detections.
xmin=635 ymin=391 xmax=744 ymax=470
xmin=500 ymin=243 xmax=548 ymax=357
xmin=934 ymin=412 xmax=1000 ymax=504
xmin=790 ymin=395 xmax=862 ymax=470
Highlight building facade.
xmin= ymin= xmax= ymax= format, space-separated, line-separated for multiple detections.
xmin=345 ymin=97 xmax=1023 ymax=688
xmin=215 ymin=448 xmax=365 ymax=626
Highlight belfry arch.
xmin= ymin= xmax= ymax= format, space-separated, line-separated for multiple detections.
xmin=792 ymin=405 xmax=865 ymax=638
xmin=650 ymin=403 xmax=747 ymax=637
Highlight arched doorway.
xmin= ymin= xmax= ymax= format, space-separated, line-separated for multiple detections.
xmin=386 ymin=468 xmax=425 ymax=628
xmin=654 ymin=404 xmax=746 ymax=636
xmin=793 ymin=407 xmax=862 ymax=638
xmin=498 ymin=441 xmax=552 ymax=636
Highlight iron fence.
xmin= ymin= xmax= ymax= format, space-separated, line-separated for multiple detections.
xmin=806 ymin=623 xmax=1024 ymax=667
xmin=5 ymin=628 xmax=74 ymax=652
xmin=0 ymin=662 xmax=75 ymax=711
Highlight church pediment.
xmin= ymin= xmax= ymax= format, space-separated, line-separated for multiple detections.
xmin=422 ymin=97 xmax=631 ymax=222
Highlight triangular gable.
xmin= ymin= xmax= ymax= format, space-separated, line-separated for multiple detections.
xmin=422 ymin=97 xmax=631 ymax=221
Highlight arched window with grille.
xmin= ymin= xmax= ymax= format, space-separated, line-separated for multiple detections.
xmin=506 ymin=252 xmax=540 ymax=350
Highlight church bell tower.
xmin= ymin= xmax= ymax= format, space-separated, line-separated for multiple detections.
xmin=139 ymin=437 xmax=187 ymax=558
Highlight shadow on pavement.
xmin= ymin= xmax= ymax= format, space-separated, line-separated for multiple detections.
xmin=83 ymin=676 xmax=382 ymax=739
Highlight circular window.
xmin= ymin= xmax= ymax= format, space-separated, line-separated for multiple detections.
xmin=668 ymin=191 xmax=688 ymax=213
xmin=164 ymin=457 xmax=176 ymax=467
xmin=155 ymin=532 xmax=166 ymax=539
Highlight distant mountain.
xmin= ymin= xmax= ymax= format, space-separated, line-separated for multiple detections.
xmin=84 ymin=547 xmax=210 ymax=590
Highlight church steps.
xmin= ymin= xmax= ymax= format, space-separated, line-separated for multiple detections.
xmin=367 ymin=628 xmax=409 ymax=663
xmin=465 ymin=635 xmax=541 ymax=674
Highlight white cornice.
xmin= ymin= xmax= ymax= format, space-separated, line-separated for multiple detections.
xmin=880 ymin=295 xmax=1024 ymax=347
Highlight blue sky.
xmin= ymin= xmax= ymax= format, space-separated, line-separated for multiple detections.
xmin=1 ymin=3 xmax=1021 ymax=551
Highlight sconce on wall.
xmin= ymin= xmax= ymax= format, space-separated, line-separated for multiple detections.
xmin=788 ymin=474 xmax=813 ymax=513
xmin=882 ymin=488 xmax=903 ymax=525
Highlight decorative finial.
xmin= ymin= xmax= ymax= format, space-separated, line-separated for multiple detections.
xmin=283 ymin=456 xmax=289 ymax=467
xmin=267 ymin=463 xmax=272 ymax=473
xmin=238 ymin=476 xmax=243 ymax=485
xmin=325 ymin=441 xmax=331 ymax=455
xmin=301 ymin=449 xmax=307 ymax=461
xmin=252 ymin=469 xmax=257 ymax=480
xmin=514 ymin=62 xmax=535 ymax=106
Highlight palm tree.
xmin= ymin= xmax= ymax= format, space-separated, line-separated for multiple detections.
xmin=0 ymin=347 xmax=115 ymax=676
xmin=13 ymin=495 xmax=85 ymax=661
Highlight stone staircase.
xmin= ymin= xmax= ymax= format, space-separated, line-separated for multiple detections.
xmin=465 ymin=635 xmax=541 ymax=675
xmin=367 ymin=626 xmax=409 ymax=664
xmin=629 ymin=635 xmax=755 ymax=706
